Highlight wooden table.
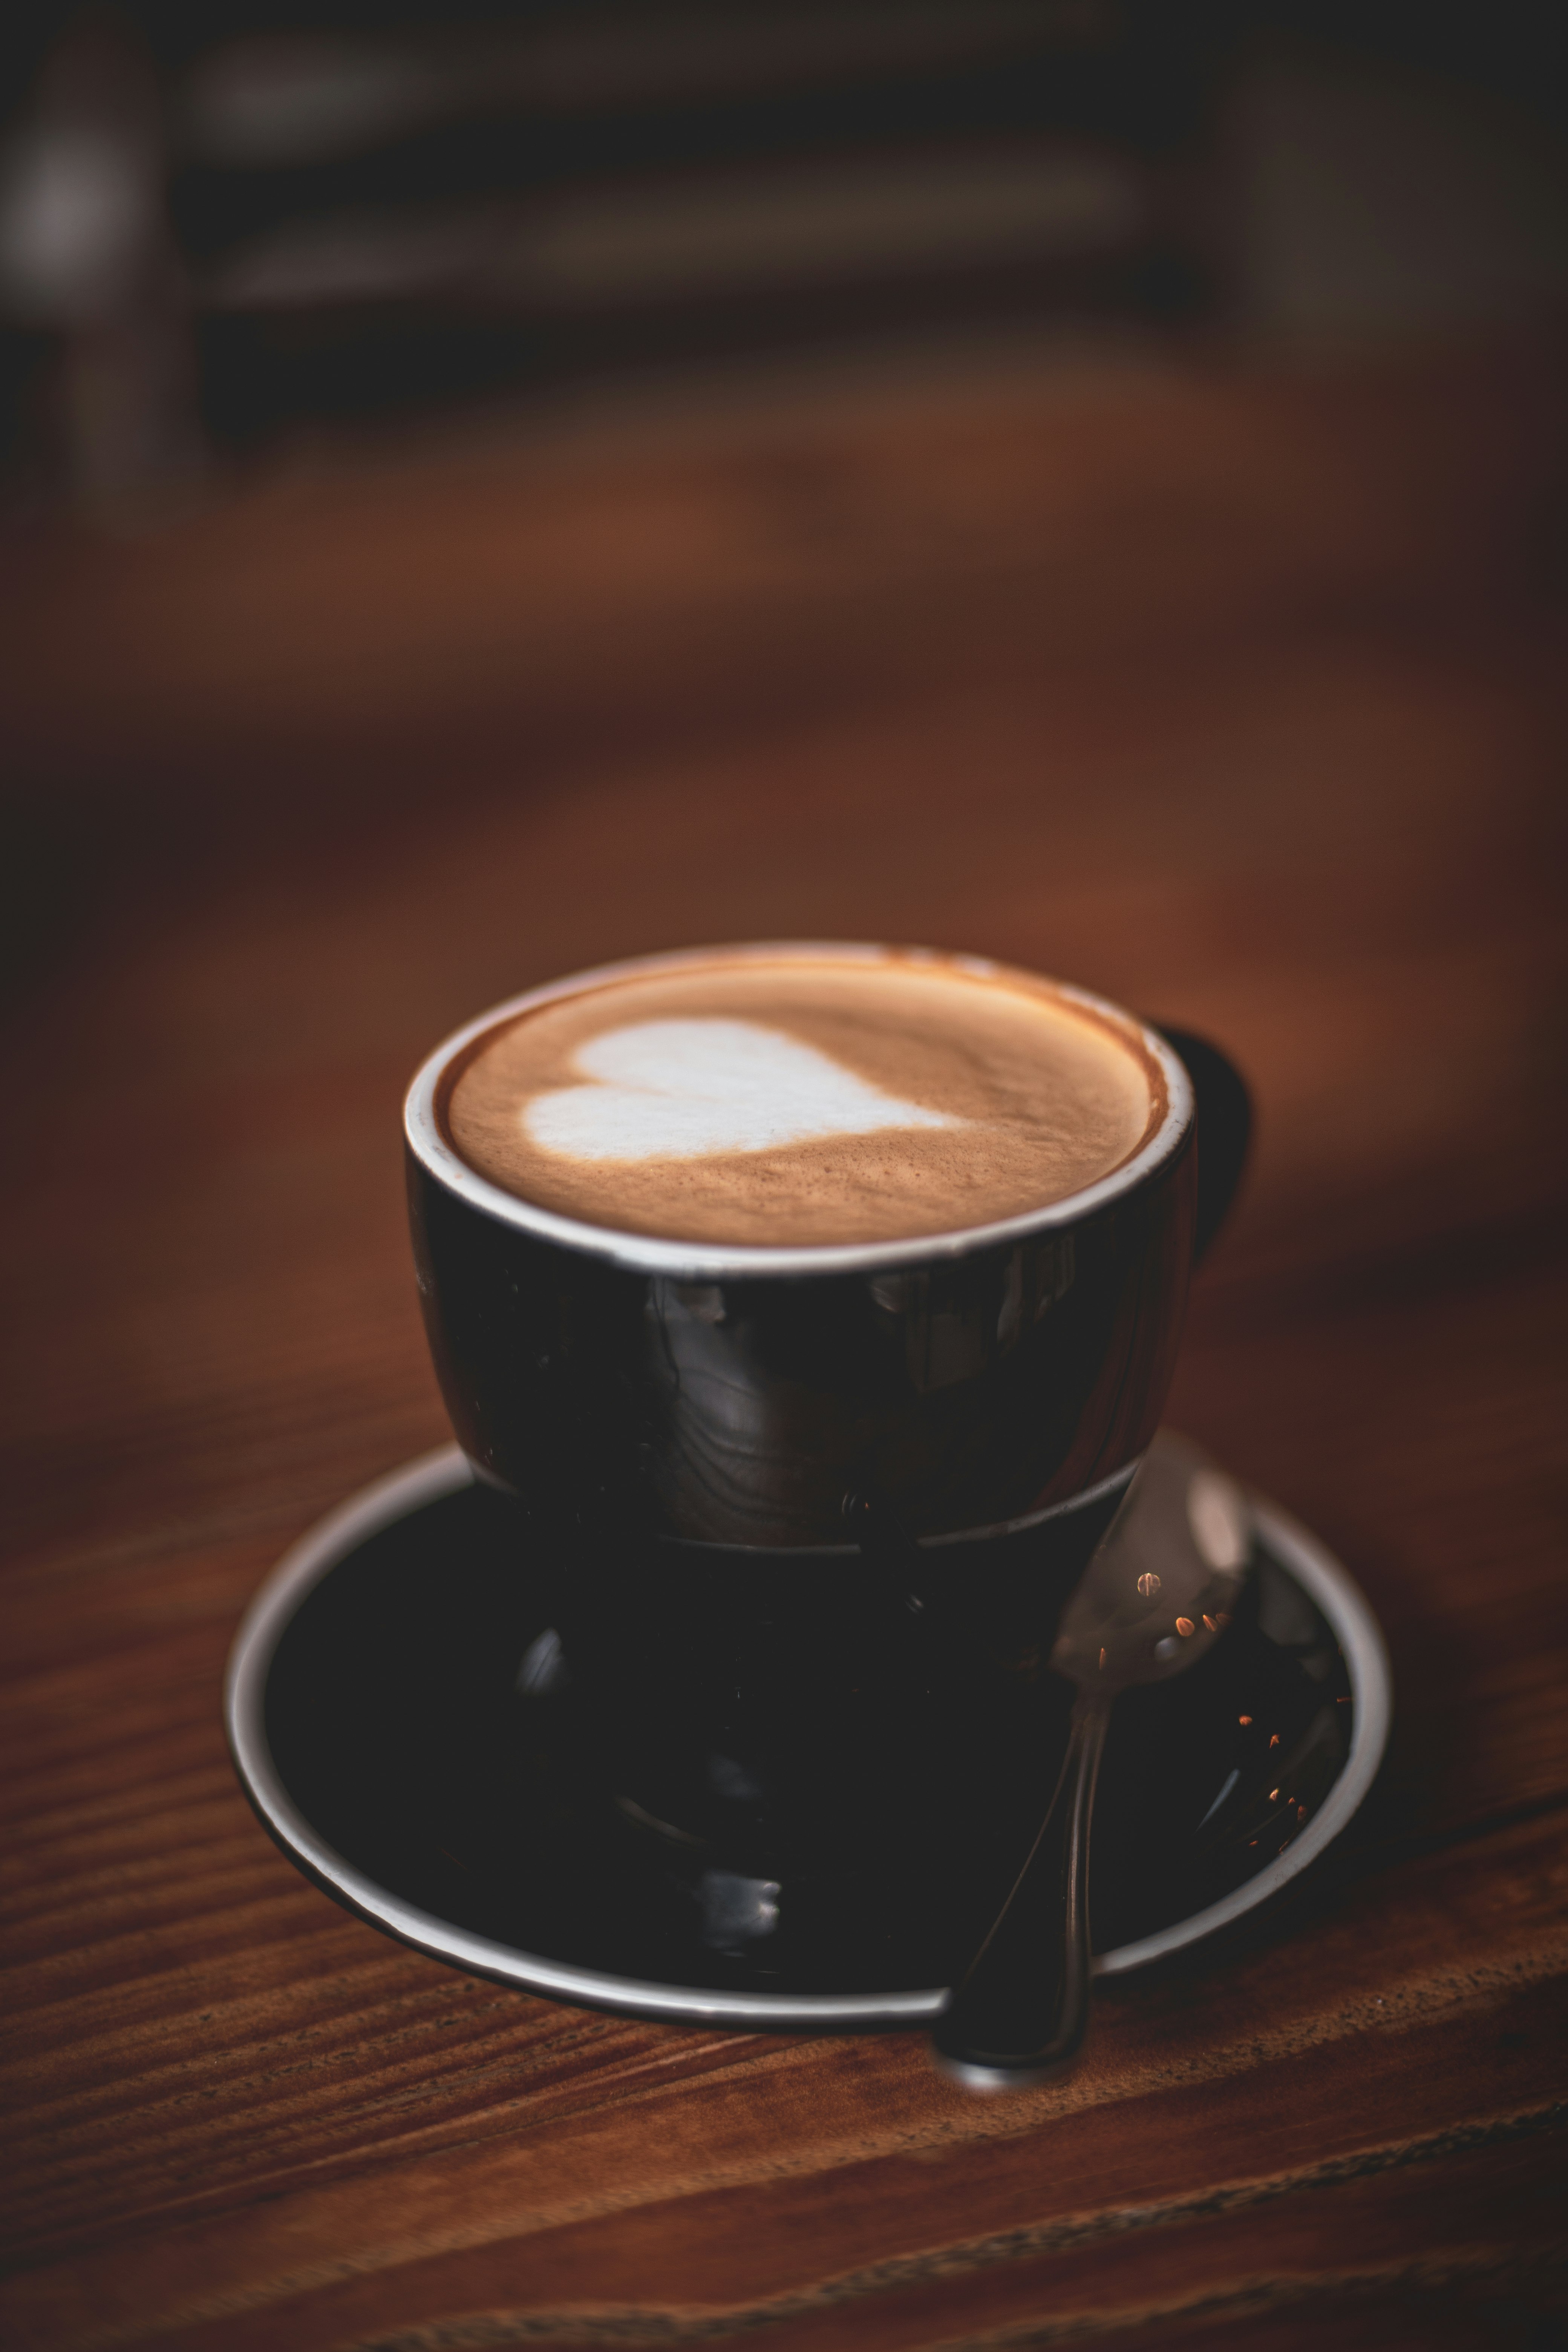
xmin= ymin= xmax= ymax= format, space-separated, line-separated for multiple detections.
xmin=3 ymin=328 xmax=1566 ymax=2352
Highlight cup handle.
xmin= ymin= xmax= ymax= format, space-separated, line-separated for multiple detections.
xmin=1155 ymin=1027 xmax=1251 ymax=1266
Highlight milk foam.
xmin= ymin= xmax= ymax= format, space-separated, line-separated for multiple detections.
xmin=524 ymin=1018 xmax=960 ymax=1163
xmin=444 ymin=952 xmax=1160 ymax=1248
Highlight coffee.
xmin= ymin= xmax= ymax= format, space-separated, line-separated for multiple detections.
xmin=441 ymin=950 xmax=1162 ymax=1247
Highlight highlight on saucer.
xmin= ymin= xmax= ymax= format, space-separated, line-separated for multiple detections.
xmin=523 ymin=1018 xmax=962 ymax=1164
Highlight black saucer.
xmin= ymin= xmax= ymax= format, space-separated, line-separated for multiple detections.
xmin=225 ymin=1445 xmax=1390 ymax=2029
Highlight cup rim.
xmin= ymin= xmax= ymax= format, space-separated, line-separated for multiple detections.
xmin=403 ymin=941 xmax=1195 ymax=1278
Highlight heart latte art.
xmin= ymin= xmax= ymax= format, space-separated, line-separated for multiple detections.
xmin=524 ymin=1019 xmax=961 ymax=1163
xmin=444 ymin=952 xmax=1160 ymax=1246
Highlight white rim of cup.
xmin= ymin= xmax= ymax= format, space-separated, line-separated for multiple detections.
xmin=403 ymin=941 xmax=1196 ymax=1280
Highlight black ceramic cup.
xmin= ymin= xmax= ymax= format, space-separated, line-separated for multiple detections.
xmin=404 ymin=946 xmax=1245 ymax=1885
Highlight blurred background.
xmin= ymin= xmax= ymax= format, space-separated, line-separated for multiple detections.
xmin=1 ymin=3 xmax=1565 ymax=931
xmin=2 ymin=0 xmax=1565 ymax=1628
xmin=2 ymin=2 xmax=1565 ymax=492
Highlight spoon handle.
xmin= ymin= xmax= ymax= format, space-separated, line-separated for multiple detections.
xmin=931 ymin=1692 xmax=1111 ymax=2089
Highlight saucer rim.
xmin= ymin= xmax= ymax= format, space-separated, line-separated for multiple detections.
xmin=225 ymin=1444 xmax=1392 ymax=2029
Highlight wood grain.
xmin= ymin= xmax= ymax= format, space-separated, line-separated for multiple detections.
xmin=2 ymin=326 xmax=1566 ymax=2352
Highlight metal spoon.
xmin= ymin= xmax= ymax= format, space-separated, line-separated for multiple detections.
xmin=931 ymin=1431 xmax=1253 ymax=2089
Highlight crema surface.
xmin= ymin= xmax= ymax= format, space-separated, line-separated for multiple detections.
xmin=443 ymin=954 xmax=1160 ymax=1246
